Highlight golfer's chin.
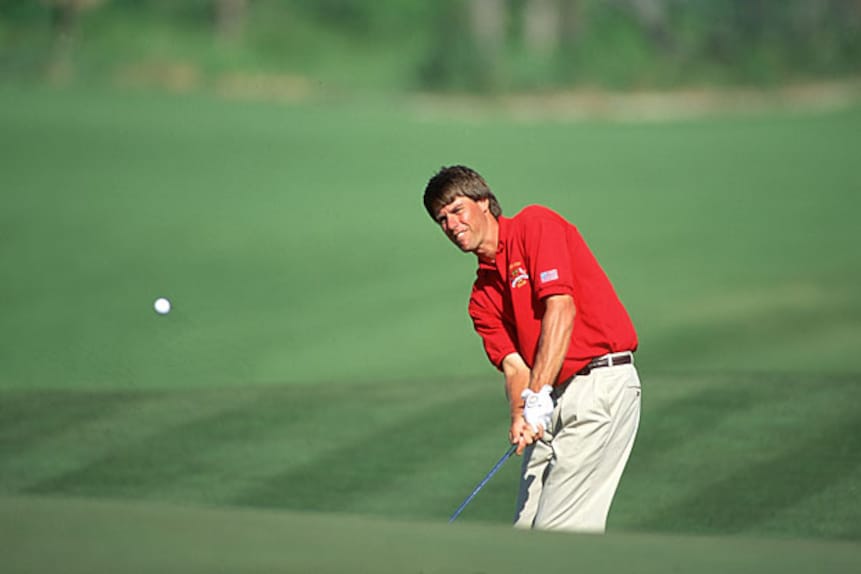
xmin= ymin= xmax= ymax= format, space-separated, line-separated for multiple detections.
xmin=450 ymin=237 xmax=474 ymax=253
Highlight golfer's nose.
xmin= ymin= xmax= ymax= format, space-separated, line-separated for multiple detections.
xmin=444 ymin=213 xmax=458 ymax=230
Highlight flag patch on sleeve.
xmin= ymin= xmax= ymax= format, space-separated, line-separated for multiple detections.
xmin=539 ymin=269 xmax=559 ymax=283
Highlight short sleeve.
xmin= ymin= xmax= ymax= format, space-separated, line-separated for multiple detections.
xmin=469 ymin=282 xmax=517 ymax=370
xmin=520 ymin=212 xmax=575 ymax=300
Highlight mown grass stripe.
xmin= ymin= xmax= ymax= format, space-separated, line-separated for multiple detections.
xmin=637 ymin=409 xmax=861 ymax=537
xmin=233 ymin=382 xmax=505 ymax=514
xmin=1 ymin=388 xmax=268 ymax=492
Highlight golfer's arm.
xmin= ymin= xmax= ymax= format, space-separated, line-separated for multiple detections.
xmin=529 ymin=294 xmax=575 ymax=392
xmin=501 ymin=353 xmax=531 ymax=420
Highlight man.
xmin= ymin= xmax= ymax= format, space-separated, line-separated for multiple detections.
xmin=423 ymin=165 xmax=641 ymax=533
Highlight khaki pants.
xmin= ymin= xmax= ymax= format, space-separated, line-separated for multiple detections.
xmin=514 ymin=362 xmax=641 ymax=533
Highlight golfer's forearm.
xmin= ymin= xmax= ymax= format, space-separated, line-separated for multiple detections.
xmin=529 ymin=295 xmax=575 ymax=391
xmin=502 ymin=353 xmax=530 ymax=418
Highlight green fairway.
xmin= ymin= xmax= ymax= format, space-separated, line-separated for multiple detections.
xmin=2 ymin=372 xmax=859 ymax=540
xmin=1 ymin=85 xmax=860 ymax=570
xmin=2 ymin=86 xmax=859 ymax=390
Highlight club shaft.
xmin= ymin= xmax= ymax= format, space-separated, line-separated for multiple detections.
xmin=449 ymin=444 xmax=517 ymax=523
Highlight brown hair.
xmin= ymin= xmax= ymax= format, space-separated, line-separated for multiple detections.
xmin=423 ymin=165 xmax=502 ymax=221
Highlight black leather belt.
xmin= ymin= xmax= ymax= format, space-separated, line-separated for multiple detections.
xmin=552 ymin=352 xmax=634 ymax=400
xmin=576 ymin=352 xmax=633 ymax=376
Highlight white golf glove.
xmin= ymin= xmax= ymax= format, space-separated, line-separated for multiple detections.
xmin=521 ymin=385 xmax=554 ymax=434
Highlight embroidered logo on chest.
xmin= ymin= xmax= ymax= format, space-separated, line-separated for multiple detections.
xmin=509 ymin=261 xmax=529 ymax=289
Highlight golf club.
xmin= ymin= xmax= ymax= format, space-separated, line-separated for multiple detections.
xmin=448 ymin=444 xmax=517 ymax=523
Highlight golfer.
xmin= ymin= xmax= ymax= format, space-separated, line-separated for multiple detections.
xmin=423 ymin=165 xmax=641 ymax=533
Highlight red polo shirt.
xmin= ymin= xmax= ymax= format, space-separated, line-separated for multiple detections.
xmin=469 ymin=205 xmax=638 ymax=385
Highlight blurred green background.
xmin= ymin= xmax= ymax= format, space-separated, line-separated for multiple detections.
xmin=2 ymin=0 xmax=860 ymax=92
xmin=2 ymin=2 xmax=861 ymax=572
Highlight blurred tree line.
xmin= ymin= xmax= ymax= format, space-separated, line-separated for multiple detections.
xmin=1 ymin=0 xmax=859 ymax=92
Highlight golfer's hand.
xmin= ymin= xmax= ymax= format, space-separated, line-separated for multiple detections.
xmin=522 ymin=385 xmax=554 ymax=436
xmin=509 ymin=415 xmax=539 ymax=456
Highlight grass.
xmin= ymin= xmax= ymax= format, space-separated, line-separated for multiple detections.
xmin=2 ymin=373 xmax=859 ymax=540
xmin=4 ymin=496 xmax=861 ymax=574
xmin=2 ymin=86 xmax=859 ymax=389
xmin=1 ymin=83 xmax=860 ymax=570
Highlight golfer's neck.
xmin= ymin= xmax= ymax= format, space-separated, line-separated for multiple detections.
xmin=476 ymin=217 xmax=499 ymax=263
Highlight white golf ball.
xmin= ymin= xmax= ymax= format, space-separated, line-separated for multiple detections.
xmin=153 ymin=297 xmax=171 ymax=315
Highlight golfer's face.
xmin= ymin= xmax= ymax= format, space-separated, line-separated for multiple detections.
xmin=435 ymin=197 xmax=488 ymax=253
